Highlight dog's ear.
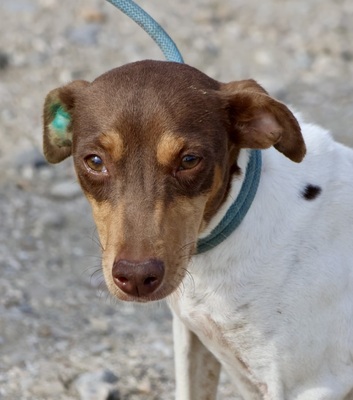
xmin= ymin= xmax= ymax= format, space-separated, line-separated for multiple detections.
xmin=221 ymin=80 xmax=306 ymax=162
xmin=43 ymin=80 xmax=89 ymax=163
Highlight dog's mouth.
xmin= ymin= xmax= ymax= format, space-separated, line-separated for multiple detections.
xmin=109 ymin=280 xmax=181 ymax=303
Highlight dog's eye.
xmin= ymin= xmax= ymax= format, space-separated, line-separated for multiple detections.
xmin=179 ymin=155 xmax=201 ymax=171
xmin=85 ymin=155 xmax=107 ymax=173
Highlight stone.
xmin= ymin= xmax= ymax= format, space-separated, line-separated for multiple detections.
xmin=49 ymin=180 xmax=82 ymax=200
xmin=14 ymin=147 xmax=48 ymax=169
xmin=74 ymin=370 xmax=119 ymax=400
xmin=67 ymin=24 xmax=101 ymax=46
xmin=0 ymin=52 xmax=9 ymax=70
xmin=79 ymin=8 xmax=107 ymax=23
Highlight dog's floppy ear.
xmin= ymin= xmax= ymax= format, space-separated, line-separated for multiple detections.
xmin=43 ymin=80 xmax=89 ymax=163
xmin=221 ymin=80 xmax=306 ymax=162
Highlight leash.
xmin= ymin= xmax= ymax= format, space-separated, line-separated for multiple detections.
xmin=105 ymin=0 xmax=184 ymax=63
xmin=105 ymin=0 xmax=262 ymax=254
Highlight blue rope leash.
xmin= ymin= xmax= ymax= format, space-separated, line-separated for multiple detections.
xmin=106 ymin=0 xmax=184 ymax=63
xmin=105 ymin=0 xmax=262 ymax=254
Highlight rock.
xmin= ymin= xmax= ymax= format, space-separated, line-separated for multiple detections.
xmin=342 ymin=50 xmax=353 ymax=62
xmin=67 ymin=24 xmax=101 ymax=46
xmin=106 ymin=390 xmax=121 ymax=400
xmin=37 ymin=324 xmax=53 ymax=338
xmin=88 ymin=317 xmax=110 ymax=334
xmin=136 ymin=378 xmax=152 ymax=394
xmin=20 ymin=165 xmax=35 ymax=180
xmin=0 ymin=52 xmax=9 ymax=70
xmin=15 ymin=147 xmax=48 ymax=169
xmin=19 ymin=235 xmax=37 ymax=251
xmin=90 ymin=341 xmax=113 ymax=355
xmin=79 ymin=8 xmax=107 ymax=23
xmin=1 ymin=0 xmax=37 ymax=13
xmin=37 ymin=210 xmax=67 ymax=230
xmin=2 ymin=287 xmax=24 ymax=308
xmin=49 ymin=180 xmax=82 ymax=200
xmin=31 ymin=381 xmax=66 ymax=398
xmin=74 ymin=369 xmax=120 ymax=400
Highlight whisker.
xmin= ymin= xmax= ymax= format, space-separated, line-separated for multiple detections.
xmin=90 ymin=227 xmax=104 ymax=251
xmin=90 ymin=268 xmax=103 ymax=282
xmin=178 ymin=239 xmax=196 ymax=253
xmin=96 ymin=280 xmax=108 ymax=299
xmin=80 ymin=264 xmax=102 ymax=279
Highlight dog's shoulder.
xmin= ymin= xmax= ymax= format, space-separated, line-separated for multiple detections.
xmin=295 ymin=111 xmax=353 ymax=169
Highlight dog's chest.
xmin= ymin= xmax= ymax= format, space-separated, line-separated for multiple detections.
xmin=172 ymin=290 xmax=274 ymax=398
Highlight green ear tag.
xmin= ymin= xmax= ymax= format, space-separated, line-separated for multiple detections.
xmin=51 ymin=106 xmax=71 ymax=137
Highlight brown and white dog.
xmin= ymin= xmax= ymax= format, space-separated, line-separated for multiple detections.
xmin=43 ymin=60 xmax=353 ymax=399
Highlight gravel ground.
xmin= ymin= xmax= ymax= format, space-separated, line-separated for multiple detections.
xmin=0 ymin=0 xmax=352 ymax=399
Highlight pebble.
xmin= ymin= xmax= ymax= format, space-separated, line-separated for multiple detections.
xmin=73 ymin=370 xmax=120 ymax=400
xmin=90 ymin=341 xmax=112 ymax=355
xmin=2 ymin=287 xmax=24 ymax=308
xmin=37 ymin=210 xmax=67 ymax=230
xmin=79 ymin=7 xmax=107 ymax=24
xmin=1 ymin=0 xmax=38 ymax=13
xmin=67 ymin=24 xmax=101 ymax=46
xmin=89 ymin=317 xmax=110 ymax=334
xmin=20 ymin=165 xmax=35 ymax=180
xmin=14 ymin=147 xmax=48 ymax=169
xmin=49 ymin=180 xmax=82 ymax=200
xmin=0 ymin=51 xmax=9 ymax=70
xmin=37 ymin=324 xmax=53 ymax=338
xmin=31 ymin=381 xmax=66 ymax=398
xmin=19 ymin=235 xmax=37 ymax=251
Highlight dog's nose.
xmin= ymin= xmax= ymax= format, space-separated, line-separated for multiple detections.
xmin=112 ymin=258 xmax=165 ymax=297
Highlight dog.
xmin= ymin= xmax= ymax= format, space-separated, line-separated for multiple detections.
xmin=43 ymin=60 xmax=353 ymax=399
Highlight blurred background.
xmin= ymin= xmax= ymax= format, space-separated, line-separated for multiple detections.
xmin=0 ymin=0 xmax=352 ymax=399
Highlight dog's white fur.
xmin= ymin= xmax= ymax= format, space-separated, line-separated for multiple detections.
xmin=169 ymin=114 xmax=353 ymax=400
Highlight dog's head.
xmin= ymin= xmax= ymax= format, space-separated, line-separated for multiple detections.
xmin=43 ymin=60 xmax=305 ymax=302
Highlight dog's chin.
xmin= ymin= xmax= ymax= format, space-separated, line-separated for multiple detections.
xmin=107 ymin=280 xmax=182 ymax=303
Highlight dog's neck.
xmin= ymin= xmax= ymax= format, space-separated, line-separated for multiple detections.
xmin=197 ymin=149 xmax=262 ymax=254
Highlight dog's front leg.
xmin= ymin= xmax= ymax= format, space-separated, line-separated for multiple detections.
xmin=173 ymin=313 xmax=221 ymax=400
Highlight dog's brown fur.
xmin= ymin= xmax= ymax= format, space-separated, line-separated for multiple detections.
xmin=43 ymin=60 xmax=305 ymax=302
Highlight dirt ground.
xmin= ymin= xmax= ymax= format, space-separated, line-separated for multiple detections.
xmin=0 ymin=0 xmax=352 ymax=399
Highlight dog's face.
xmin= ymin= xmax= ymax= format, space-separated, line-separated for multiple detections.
xmin=43 ymin=60 xmax=305 ymax=302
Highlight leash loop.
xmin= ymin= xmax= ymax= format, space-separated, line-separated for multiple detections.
xmin=106 ymin=0 xmax=184 ymax=63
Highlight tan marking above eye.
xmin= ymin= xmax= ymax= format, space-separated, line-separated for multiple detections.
xmin=99 ymin=130 xmax=124 ymax=162
xmin=156 ymin=132 xmax=185 ymax=166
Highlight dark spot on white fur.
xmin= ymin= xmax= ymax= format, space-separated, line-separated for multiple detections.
xmin=302 ymin=184 xmax=322 ymax=200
